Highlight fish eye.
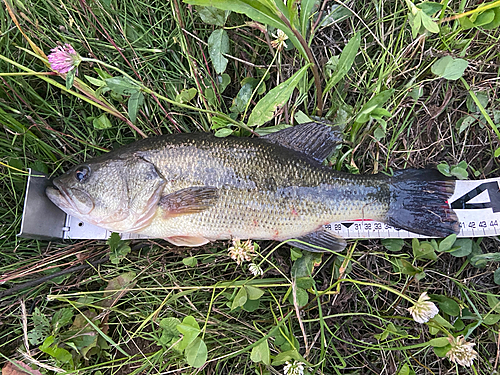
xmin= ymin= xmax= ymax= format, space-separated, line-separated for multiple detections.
xmin=75 ymin=166 xmax=90 ymax=183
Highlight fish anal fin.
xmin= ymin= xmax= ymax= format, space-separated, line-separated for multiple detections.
xmin=288 ymin=228 xmax=347 ymax=253
xmin=160 ymin=186 xmax=218 ymax=218
xmin=166 ymin=235 xmax=210 ymax=247
xmin=262 ymin=122 xmax=342 ymax=162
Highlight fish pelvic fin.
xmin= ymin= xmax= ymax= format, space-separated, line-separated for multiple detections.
xmin=165 ymin=235 xmax=210 ymax=247
xmin=288 ymin=228 xmax=347 ymax=252
xmin=160 ymin=186 xmax=219 ymax=218
xmin=386 ymin=169 xmax=459 ymax=237
xmin=262 ymin=121 xmax=342 ymax=162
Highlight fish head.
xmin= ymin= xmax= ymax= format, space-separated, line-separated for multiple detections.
xmin=46 ymin=154 xmax=165 ymax=232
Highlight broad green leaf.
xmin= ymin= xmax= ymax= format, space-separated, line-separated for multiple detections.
xmin=159 ymin=317 xmax=181 ymax=345
xmin=438 ymin=234 xmax=457 ymax=252
xmin=433 ymin=344 xmax=452 ymax=357
xmin=324 ymin=32 xmax=360 ymax=93
xmin=458 ymin=115 xmax=477 ymax=134
xmin=450 ymin=166 xmax=468 ymax=180
xmin=487 ymin=294 xmax=500 ymax=313
xmin=291 ymin=250 xmax=322 ymax=279
xmin=495 ymin=147 xmax=500 ymax=158
xmin=66 ymin=69 xmax=76 ymax=90
xmin=432 ymin=314 xmax=454 ymax=329
xmin=175 ymin=88 xmax=197 ymax=104
xmin=494 ymin=267 xmax=500 ymax=285
xmin=288 ymin=286 xmax=308 ymax=307
xmin=217 ymin=73 xmax=231 ymax=93
xmin=231 ymin=287 xmax=248 ymax=310
xmin=214 ymin=128 xmax=233 ymax=137
xmin=290 ymin=247 xmax=303 ymax=261
xmin=420 ymin=12 xmax=439 ymax=33
xmin=247 ymin=64 xmax=310 ymax=127
xmin=474 ymin=9 xmax=496 ymax=26
xmin=449 ymin=238 xmax=473 ymax=257
xmin=185 ymin=337 xmax=208 ymax=368
xmin=437 ymin=162 xmax=451 ymax=176
xmin=128 ymin=91 xmax=144 ymax=124
xmin=484 ymin=314 xmax=500 ymax=325
xmin=431 ymin=295 xmax=460 ymax=316
xmin=271 ymin=349 xmax=305 ymax=366
xmin=182 ymin=256 xmax=198 ymax=267
xmin=208 ymin=29 xmax=229 ymax=74
xmin=105 ymin=76 xmax=140 ymax=95
xmin=242 ymin=298 xmax=260 ymax=312
xmin=52 ymin=308 xmax=74 ymax=334
xmin=410 ymin=11 xmax=422 ymax=38
xmin=412 ymin=239 xmax=437 ymax=261
xmin=381 ymin=238 xmax=404 ymax=252
xmin=398 ymin=259 xmax=420 ymax=276
xmin=453 ymin=318 xmax=465 ymax=331
xmin=417 ymin=2 xmax=442 ymax=15
xmin=230 ymin=82 xmax=253 ymax=113
xmin=93 ymin=114 xmax=113 ymax=130
xmin=471 ymin=253 xmax=500 ymax=266
xmin=28 ymin=307 xmax=51 ymax=345
xmin=245 ymin=285 xmax=264 ymax=300
xmin=294 ymin=110 xmax=311 ymax=124
xmin=482 ymin=7 xmax=500 ymax=29
xmin=197 ymin=6 xmax=229 ymax=26
xmin=397 ymin=363 xmax=411 ymax=375
xmin=431 ymin=56 xmax=468 ymax=81
xmin=176 ymin=316 xmax=201 ymax=350
xmin=40 ymin=336 xmax=74 ymax=366
xmin=250 ymin=339 xmax=270 ymax=365
xmin=85 ymin=75 xmax=106 ymax=87
xmin=295 ymin=276 xmax=314 ymax=290
xmin=107 ymin=233 xmax=132 ymax=265
xmin=428 ymin=337 xmax=450 ymax=347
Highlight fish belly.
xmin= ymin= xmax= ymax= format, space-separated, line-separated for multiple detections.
xmin=139 ymin=184 xmax=388 ymax=241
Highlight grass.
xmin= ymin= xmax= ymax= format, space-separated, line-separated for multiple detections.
xmin=1 ymin=0 xmax=500 ymax=374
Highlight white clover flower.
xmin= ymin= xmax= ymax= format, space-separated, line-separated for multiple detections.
xmin=228 ymin=239 xmax=256 ymax=265
xmin=407 ymin=292 xmax=439 ymax=323
xmin=249 ymin=263 xmax=263 ymax=276
xmin=446 ymin=335 xmax=478 ymax=367
xmin=283 ymin=360 xmax=304 ymax=375
xmin=271 ymin=29 xmax=288 ymax=51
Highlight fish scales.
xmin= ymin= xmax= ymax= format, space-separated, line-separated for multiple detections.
xmin=132 ymin=134 xmax=389 ymax=241
xmin=46 ymin=123 xmax=458 ymax=251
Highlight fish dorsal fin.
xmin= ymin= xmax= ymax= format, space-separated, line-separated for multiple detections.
xmin=262 ymin=122 xmax=342 ymax=162
xmin=288 ymin=228 xmax=347 ymax=252
xmin=159 ymin=186 xmax=219 ymax=218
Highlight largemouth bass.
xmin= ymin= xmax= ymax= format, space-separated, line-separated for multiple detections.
xmin=46 ymin=122 xmax=458 ymax=252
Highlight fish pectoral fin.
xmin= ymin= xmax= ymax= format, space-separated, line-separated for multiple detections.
xmin=166 ymin=235 xmax=210 ymax=247
xmin=262 ymin=121 xmax=342 ymax=162
xmin=159 ymin=186 xmax=219 ymax=218
xmin=288 ymin=228 xmax=347 ymax=253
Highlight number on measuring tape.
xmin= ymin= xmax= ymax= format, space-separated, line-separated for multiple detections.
xmin=450 ymin=181 xmax=500 ymax=211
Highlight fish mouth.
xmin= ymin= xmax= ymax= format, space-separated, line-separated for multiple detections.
xmin=46 ymin=181 xmax=94 ymax=215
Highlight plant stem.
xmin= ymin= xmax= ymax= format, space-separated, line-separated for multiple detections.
xmin=276 ymin=13 xmax=324 ymax=116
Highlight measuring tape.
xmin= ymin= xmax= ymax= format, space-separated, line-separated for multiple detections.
xmin=326 ymin=177 xmax=500 ymax=239
xmin=18 ymin=171 xmax=500 ymax=241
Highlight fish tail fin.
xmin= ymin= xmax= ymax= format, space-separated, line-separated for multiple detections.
xmin=386 ymin=169 xmax=459 ymax=237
